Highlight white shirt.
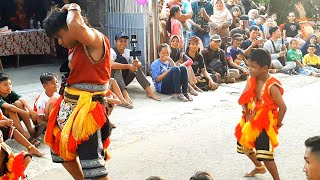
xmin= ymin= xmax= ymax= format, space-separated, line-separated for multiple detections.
xmin=34 ymin=92 xmax=60 ymax=116
xmin=110 ymin=48 xmax=133 ymax=63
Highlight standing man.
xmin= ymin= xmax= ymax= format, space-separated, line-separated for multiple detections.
xmin=43 ymin=3 xmax=113 ymax=180
xmin=189 ymin=0 xmax=213 ymax=47
xmin=111 ymin=32 xmax=160 ymax=104
xmin=304 ymin=136 xmax=320 ymax=180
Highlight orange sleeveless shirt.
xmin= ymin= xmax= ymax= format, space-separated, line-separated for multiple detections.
xmin=235 ymin=77 xmax=284 ymax=149
xmin=67 ymin=35 xmax=111 ymax=85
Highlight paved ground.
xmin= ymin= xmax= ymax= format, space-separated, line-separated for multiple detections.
xmin=3 ymin=64 xmax=319 ymax=180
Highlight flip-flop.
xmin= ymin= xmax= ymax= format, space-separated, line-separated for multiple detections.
xmin=34 ymin=122 xmax=47 ymax=138
xmin=118 ymin=103 xmax=134 ymax=109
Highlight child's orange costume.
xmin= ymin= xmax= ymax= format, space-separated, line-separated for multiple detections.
xmin=235 ymin=77 xmax=284 ymax=150
xmin=0 ymin=143 xmax=28 ymax=180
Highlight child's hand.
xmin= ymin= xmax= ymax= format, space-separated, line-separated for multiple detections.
xmin=29 ymin=110 xmax=38 ymax=120
xmin=0 ymin=119 xmax=13 ymax=127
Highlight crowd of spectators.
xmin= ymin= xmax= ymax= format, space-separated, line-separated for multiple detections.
xmin=154 ymin=0 xmax=320 ymax=101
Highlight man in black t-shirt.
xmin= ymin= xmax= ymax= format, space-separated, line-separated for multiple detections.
xmin=239 ymin=25 xmax=262 ymax=56
xmin=282 ymin=12 xmax=302 ymax=39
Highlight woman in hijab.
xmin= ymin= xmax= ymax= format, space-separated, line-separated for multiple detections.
xmin=300 ymin=34 xmax=320 ymax=56
xmin=209 ymin=0 xmax=233 ymax=38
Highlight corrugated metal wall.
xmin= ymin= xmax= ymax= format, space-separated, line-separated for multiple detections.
xmin=105 ymin=0 xmax=148 ymax=66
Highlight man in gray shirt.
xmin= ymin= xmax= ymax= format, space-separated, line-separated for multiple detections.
xmin=263 ymin=26 xmax=296 ymax=73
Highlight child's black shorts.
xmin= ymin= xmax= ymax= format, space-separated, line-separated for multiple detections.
xmin=237 ymin=130 xmax=275 ymax=161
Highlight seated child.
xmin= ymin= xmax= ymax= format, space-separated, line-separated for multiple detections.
xmin=303 ymin=44 xmax=320 ymax=69
xmin=190 ymin=171 xmax=214 ymax=180
xmin=0 ymin=73 xmax=40 ymax=146
xmin=0 ymin=114 xmax=43 ymax=179
xmin=287 ymin=39 xmax=320 ymax=77
xmin=0 ymin=109 xmax=43 ymax=157
xmin=229 ymin=49 xmax=249 ymax=79
xmin=33 ymin=72 xmax=60 ymax=137
xmin=0 ymin=140 xmax=31 ymax=180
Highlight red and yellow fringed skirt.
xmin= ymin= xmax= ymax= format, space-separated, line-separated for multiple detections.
xmin=44 ymin=87 xmax=111 ymax=161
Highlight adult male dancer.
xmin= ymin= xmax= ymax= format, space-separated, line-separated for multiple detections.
xmin=43 ymin=3 xmax=112 ymax=180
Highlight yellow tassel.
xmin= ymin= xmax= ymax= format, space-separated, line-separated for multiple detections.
xmin=7 ymin=157 xmax=14 ymax=172
xmin=241 ymin=122 xmax=260 ymax=149
xmin=72 ymin=102 xmax=98 ymax=140
xmin=59 ymin=88 xmax=106 ymax=160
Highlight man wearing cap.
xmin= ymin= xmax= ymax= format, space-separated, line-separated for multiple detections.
xmin=189 ymin=0 xmax=213 ymax=47
xmin=201 ymin=34 xmax=239 ymax=83
xmin=263 ymin=26 xmax=296 ymax=73
xmin=111 ymin=32 xmax=160 ymax=104
xmin=230 ymin=15 xmax=250 ymax=39
xmin=226 ymin=33 xmax=249 ymax=76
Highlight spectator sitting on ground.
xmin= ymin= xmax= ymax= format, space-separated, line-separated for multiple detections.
xmin=240 ymin=25 xmax=262 ymax=57
xmin=234 ymin=49 xmax=249 ymax=71
xmin=0 ymin=133 xmax=32 ymax=180
xmin=190 ymin=171 xmax=214 ymax=180
xmin=226 ymin=33 xmax=249 ymax=79
xmin=0 ymin=73 xmax=40 ymax=147
xmin=151 ymin=43 xmax=193 ymax=102
xmin=189 ymin=0 xmax=213 ymax=47
xmin=303 ymin=44 xmax=320 ymax=69
xmin=202 ymin=34 xmax=240 ymax=83
xmin=304 ymin=136 xmax=320 ymax=180
xmin=33 ymin=72 xmax=60 ymax=136
xmin=111 ymin=32 xmax=160 ymax=104
xmin=300 ymin=34 xmax=320 ymax=56
xmin=186 ymin=36 xmax=219 ymax=91
xmin=0 ymin=109 xmax=43 ymax=157
xmin=282 ymin=12 xmax=302 ymax=40
xmin=209 ymin=0 xmax=233 ymax=38
xmin=169 ymin=35 xmax=200 ymax=95
xmin=230 ymin=15 xmax=250 ymax=39
xmin=263 ymin=26 xmax=296 ymax=74
xmin=287 ymin=38 xmax=320 ymax=77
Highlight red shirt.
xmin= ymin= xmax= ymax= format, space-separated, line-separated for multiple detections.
xmin=67 ymin=35 xmax=111 ymax=85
